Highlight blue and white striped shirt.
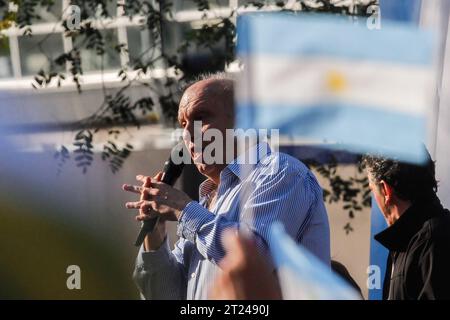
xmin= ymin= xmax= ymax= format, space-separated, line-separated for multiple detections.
xmin=133 ymin=143 xmax=330 ymax=300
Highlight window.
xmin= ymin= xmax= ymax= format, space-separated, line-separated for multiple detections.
xmin=0 ymin=0 xmax=268 ymax=86
xmin=0 ymin=0 xmax=124 ymax=79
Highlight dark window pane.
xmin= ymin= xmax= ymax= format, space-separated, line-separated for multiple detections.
xmin=74 ymin=29 xmax=121 ymax=72
xmin=127 ymin=26 xmax=163 ymax=68
xmin=0 ymin=38 xmax=13 ymax=78
xmin=163 ymin=21 xmax=226 ymax=56
xmin=162 ymin=21 xmax=192 ymax=57
xmin=19 ymin=33 xmax=65 ymax=76
xmin=173 ymin=0 xmax=199 ymax=11
xmin=163 ymin=21 xmax=227 ymax=74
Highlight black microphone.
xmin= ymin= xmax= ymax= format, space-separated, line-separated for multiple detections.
xmin=134 ymin=143 xmax=185 ymax=247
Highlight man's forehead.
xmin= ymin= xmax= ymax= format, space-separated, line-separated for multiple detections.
xmin=178 ymin=79 xmax=233 ymax=120
xmin=178 ymin=98 xmax=205 ymax=124
xmin=178 ymin=87 xmax=215 ymax=116
xmin=178 ymin=94 xmax=206 ymax=116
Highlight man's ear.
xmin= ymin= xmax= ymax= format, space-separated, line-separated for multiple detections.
xmin=379 ymin=180 xmax=394 ymax=206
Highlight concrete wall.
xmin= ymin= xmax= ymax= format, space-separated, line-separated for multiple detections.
xmin=313 ymin=166 xmax=371 ymax=299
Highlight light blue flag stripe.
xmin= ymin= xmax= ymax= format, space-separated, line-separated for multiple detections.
xmin=237 ymin=13 xmax=434 ymax=66
xmin=237 ymin=103 xmax=427 ymax=163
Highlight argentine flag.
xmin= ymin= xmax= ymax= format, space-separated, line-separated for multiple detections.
xmin=270 ymin=223 xmax=361 ymax=300
xmin=236 ymin=13 xmax=436 ymax=163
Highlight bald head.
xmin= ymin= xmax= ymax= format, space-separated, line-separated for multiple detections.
xmin=179 ymin=78 xmax=234 ymax=118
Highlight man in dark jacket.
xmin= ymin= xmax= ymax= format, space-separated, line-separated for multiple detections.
xmin=363 ymin=151 xmax=450 ymax=300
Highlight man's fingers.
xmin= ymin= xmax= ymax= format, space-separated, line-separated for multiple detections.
xmin=123 ymin=185 xmax=161 ymax=197
xmin=136 ymin=175 xmax=152 ymax=185
xmin=136 ymin=174 xmax=166 ymax=186
xmin=135 ymin=207 xmax=158 ymax=221
xmin=126 ymin=199 xmax=159 ymax=220
xmin=125 ymin=200 xmax=147 ymax=209
xmin=142 ymin=176 xmax=152 ymax=188
xmin=135 ymin=172 xmax=163 ymax=185
xmin=122 ymin=184 xmax=143 ymax=194
xmin=139 ymin=176 xmax=152 ymax=217
xmin=138 ymin=176 xmax=156 ymax=215
xmin=154 ymin=172 xmax=164 ymax=182
xmin=135 ymin=213 xmax=151 ymax=221
xmin=126 ymin=200 xmax=158 ymax=209
xmin=222 ymin=229 xmax=241 ymax=253
xmin=135 ymin=214 xmax=152 ymax=221
xmin=122 ymin=173 xmax=162 ymax=220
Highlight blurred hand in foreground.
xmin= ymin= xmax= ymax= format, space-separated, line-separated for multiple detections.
xmin=209 ymin=229 xmax=282 ymax=300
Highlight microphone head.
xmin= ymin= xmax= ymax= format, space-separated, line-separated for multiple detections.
xmin=162 ymin=142 xmax=185 ymax=185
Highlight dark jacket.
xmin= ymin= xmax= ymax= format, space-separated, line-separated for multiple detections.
xmin=374 ymin=196 xmax=450 ymax=300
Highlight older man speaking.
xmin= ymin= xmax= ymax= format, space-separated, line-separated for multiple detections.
xmin=122 ymin=73 xmax=330 ymax=300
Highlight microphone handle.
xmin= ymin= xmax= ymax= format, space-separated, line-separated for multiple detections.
xmin=134 ymin=217 xmax=160 ymax=247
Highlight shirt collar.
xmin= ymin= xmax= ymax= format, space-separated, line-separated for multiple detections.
xmin=198 ymin=142 xmax=272 ymax=199
xmin=374 ymin=196 xmax=444 ymax=251
xmin=199 ymin=179 xmax=217 ymax=199
xmin=224 ymin=142 xmax=272 ymax=181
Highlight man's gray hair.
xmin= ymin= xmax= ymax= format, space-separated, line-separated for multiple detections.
xmin=179 ymin=72 xmax=235 ymax=94
xmin=196 ymin=71 xmax=235 ymax=82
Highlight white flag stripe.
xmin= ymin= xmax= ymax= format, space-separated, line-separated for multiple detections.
xmin=237 ymin=55 xmax=434 ymax=116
